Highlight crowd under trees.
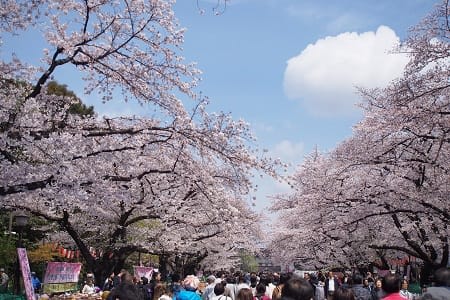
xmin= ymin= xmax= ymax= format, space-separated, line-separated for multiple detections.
xmin=0 ymin=0 xmax=448 ymax=287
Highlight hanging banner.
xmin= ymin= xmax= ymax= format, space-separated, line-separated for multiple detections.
xmin=42 ymin=282 xmax=79 ymax=294
xmin=43 ymin=262 xmax=82 ymax=284
xmin=17 ymin=248 xmax=35 ymax=300
xmin=42 ymin=262 xmax=82 ymax=294
xmin=133 ymin=266 xmax=153 ymax=280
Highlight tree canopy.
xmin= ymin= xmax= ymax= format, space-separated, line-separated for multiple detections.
xmin=0 ymin=0 xmax=281 ymax=284
xmin=269 ymin=1 xmax=449 ymax=280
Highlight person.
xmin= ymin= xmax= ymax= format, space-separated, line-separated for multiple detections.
xmin=151 ymin=272 xmax=162 ymax=285
xmin=341 ymin=276 xmax=350 ymax=289
xmin=175 ymin=275 xmax=201 ymax=300
xmin=102 ymin=291 xmax=111 ymax=300
xmin=107 ymin=271 xmax=144 ymax=300
xmin=303 ymin=274 xmax=316 ymax=296
xmin=421 ymin=267 xmax=450 ymax=300
xmin=211 ymin=282 xmax=232 ymax=300
xmin=0 ymin=268 xmax=9 ymax=293
xmin=31 ymin=272 xmax=41 ymax=294
xmin=224 ymin=274 xmax=237 ymax=300
xmin=138 ymin=276 xmax=153 ymax=300
xmin=315 ymin=280 xmax=325 ymax=300
xmin=113 ymin=270 xmax=127 ymax=288
xmin=332 ymin=288 xmax=355 ymax=300
xmin=370 ymin=279 xmax=384 ymax=300
xmin=362 ymin=280 xmax=371 ymax=293
xmin=365 ymin=273 xmax=374 ymax=286
xmin=236 ymin=275 xmax=251 ymax=295
xmin=170 ymin=273 xmax=183 ymax=299
xmin=350 ymin=273 xmax=372 ymax=300
xmin=265 ymin=274 xmax=277 ymax=299
xmin=280 ymin=277 xmax=314 ymax=300
xmin=82 ymin=275 xmax=96 ymax=294
xmin=103 ymin=273 xmax=115 ymax=291
xmin=216 ymin=272 xmax=227 ymax=285
xmin=236 ymin=288 xmax=254 ymax=300
xmin=273 ymin=273 xmax=290 ymax=300
xmin=324 ymin=272 xmax=340 ymax=300
xmin=381 ymin=273 xmax=403 ymax=300
xmin=203 ymin=275 xmax=217 ymax=300
xmin=399 ymin=279 xmax=413 ymax=300
xmin=250 ymin=274 xmax=258 ymax=296
xmin=255 ymin=283 xmax=270 ymax=300
xmin=154 ymin=283 xmax=172 ymax=300
xmin=149 ymin=272 xmax=162 ymax=300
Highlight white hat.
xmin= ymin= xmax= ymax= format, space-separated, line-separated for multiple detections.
xmin=183 ymin=275 xmax=200 ymax=290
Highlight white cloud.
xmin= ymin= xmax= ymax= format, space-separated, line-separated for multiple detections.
xmin=270 ymin=140 xmax=305 ymax=167
xmin=283 ymin=26 xmax=410 ymax=116
xmin=253 ymin=122 xmax=274 ymax=134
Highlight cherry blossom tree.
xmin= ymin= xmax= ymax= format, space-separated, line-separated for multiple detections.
xmin=0 ymin=0 xmax=280 ymax=285
xmin=269 ymin=1 xmax=449 ymax=280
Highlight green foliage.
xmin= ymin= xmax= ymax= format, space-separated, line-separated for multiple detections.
xmin=0 ymin=233 xmax=16 ymax=271
xmin=0 ymin=211 xmax=53 ymax=268
xmin=28 ymin=244 xmax=60 ymax=278
xmin=46 ymin=81 xmax=94 ymax=117
xmin=68 ymin=102 xmax=94 ymax=117
xmin=239 ymin=251 xmax=259 ymax=273
xmin=126 ymin=252 xmax=159 ymax=270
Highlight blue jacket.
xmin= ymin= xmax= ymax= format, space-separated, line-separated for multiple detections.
xmin=31 ymin=275 xmax=41 ymax=291
xmin=176 ymin=290 xmax=201 ymax=300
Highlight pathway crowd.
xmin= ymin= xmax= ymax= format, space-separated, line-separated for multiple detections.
xmin=2 ymin=265 xmax=447 ymax=300
xmin=77 ymin=267 xmax=449 ymax=300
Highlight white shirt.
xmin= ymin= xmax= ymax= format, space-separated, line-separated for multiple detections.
xmin=328 ymin=279 xmax=335 ymax=292
xmin=82 ymin=284 xmax=95 ymax=294
xmin=266 ymin=283 xmax=276 ymax=299
xmin=235 ymin=283 xmax=251 ymax=296
xmin=159 ymin=295 xmax=172 ymax=300
xmin=203 ymin=283 xmax=216 ymax=300
xmin=211 ymin=295 xmax=232 ymax=300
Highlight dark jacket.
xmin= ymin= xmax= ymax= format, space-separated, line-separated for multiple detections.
xmin=107 ymin=282 xmax=144 ymax=300
xmin=351 ymin=285 xmax=372 ymax=300
xmin=421 ymin=286 xmax=450 ymax=300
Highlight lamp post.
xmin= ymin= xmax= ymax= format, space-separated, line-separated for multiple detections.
xmin=13 ymin=211 xmax=29 ymax=295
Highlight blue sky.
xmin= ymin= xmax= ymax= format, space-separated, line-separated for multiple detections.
xmin=172 ymin=0 xmax=436 ymax=215
xmin=2 ymin=0 xmax=438 ymax=216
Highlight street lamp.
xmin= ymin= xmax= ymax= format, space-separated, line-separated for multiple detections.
xmin=13 ymin=211 xmax=29 ymax=295
xmin=14 ymin=212 xmax=29 ymax=229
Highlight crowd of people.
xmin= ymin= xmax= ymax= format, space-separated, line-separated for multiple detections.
xmin=1 ymin=266 xmax=448 ymax=300
xmin=77 ymin=267 xmax=449 ymax=300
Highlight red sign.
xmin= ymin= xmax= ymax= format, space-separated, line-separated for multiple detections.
xmin=17 ymin=248 xmax=35 ymax=300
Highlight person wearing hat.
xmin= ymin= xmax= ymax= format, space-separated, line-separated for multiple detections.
xmin=176 ymin=275 xmax=201 ymax=300
xmin=82 ymin=274 xmax=96 ymax=294
xmin=202 ymin=275 xmax=216 ymax=300
xmin=0 ymin=268 xmax=9 ymax=293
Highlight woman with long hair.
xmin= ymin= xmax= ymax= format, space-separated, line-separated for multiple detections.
xmin=332 ymin=288 xmax=355 ymax=300
xmin=236 ymin=288 xmax=254 ymax=300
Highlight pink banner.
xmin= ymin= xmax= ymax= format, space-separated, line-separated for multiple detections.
xmin=17 ymin=248 xmax=35 ymax=300
xmin=134 ymin=266 xmax=153 ymax=280
xmin=43 ymin=262 xmax=82 ymax=284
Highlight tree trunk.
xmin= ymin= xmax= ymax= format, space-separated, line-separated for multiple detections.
xmin=419 ymin=261 xmax=443 ymax=287
xmin=159 ymin=254 xmax=169 ymax=280
xmin=88 ymin=252 xmax=127 ymax=288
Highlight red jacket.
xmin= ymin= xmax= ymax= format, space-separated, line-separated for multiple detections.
xmin=383 ymin=292 xmax=406 ymax=300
